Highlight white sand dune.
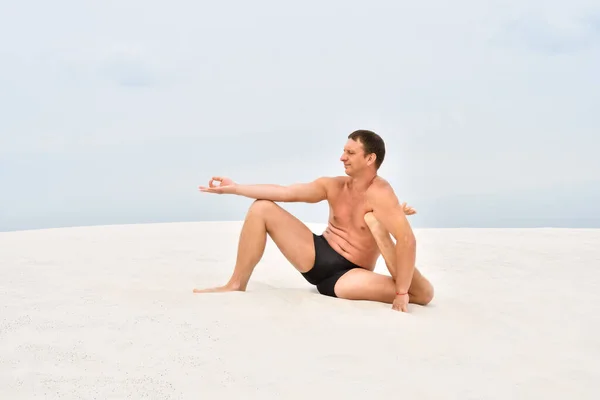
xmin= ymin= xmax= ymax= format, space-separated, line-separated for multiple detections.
xmin=1 ymin=221 xmax=599 ymax=399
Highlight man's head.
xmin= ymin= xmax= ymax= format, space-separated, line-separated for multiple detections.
xmin=341 ymin=129 xmax=386 ymax=175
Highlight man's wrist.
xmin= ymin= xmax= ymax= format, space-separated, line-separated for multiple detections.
xmin=395 ymin=282 xmax=410 ymax=295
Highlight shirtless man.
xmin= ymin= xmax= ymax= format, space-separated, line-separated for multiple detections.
xmin=193 ymin=130 xmax=434 ymax=312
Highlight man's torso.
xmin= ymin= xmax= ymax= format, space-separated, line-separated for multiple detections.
xmin=320 ymin=176 xmax=385 ymax=269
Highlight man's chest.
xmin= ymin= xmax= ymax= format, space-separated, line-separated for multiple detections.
xmin=329 ymin=191 xmax=373 ymax=230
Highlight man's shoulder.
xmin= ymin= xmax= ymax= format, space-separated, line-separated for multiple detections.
xmin=366 ymin=177 xmax=397 ymax=201
xmin=368 ymin=176 xmax=394 ymax=192
xmin=314 ymin=175 xmax=347 ymax=187
xmin=319 ymin=175 xmax=347 ymax=181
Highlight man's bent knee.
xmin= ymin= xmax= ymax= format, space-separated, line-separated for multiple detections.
xmin=363 ymin=212 xmax=377 ymax=227
xmin=364 ymin=212 xmax=393 ymax=243
xmin=364 ymin=212 xmax=387 ymax=234
xmin=248 ymin=199 xmax=277 ymax=215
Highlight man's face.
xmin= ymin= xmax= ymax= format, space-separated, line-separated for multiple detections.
xmin=340 ymin=139 xmax=369 ymax=175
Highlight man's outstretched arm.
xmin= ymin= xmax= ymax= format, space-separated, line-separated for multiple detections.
xmin=237 ymin=179 xmax=328 ymax=203
xmin=368 ymin=185 xmax=416 ymax=308
xmin=199 ymin=176 xmax=329 ymax=203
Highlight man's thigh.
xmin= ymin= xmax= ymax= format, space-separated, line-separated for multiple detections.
xmin=333 ymin=268 xmax=396 ymax=303
xmin=253 ymin=200 xmax=316 ymax=273
xmin=333 ymin=268 xmax=433 ymax=305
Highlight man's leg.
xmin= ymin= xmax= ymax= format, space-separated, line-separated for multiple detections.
xmin=334 ymin=269 xmax=433 ymax=305
xmin=193 ymin=200 xmax=316 ymax=293
xmin=336 ymin=212 xmax=434 ymax=305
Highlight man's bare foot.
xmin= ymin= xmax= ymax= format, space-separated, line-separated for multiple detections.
xmin=192 ymin=283 xmax=244 ymax=293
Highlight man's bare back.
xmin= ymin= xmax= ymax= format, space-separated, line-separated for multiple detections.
xmin=193 ymin=130 xmax=433 ymax=312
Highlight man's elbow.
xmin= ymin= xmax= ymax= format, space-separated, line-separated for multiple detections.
xmin=281 ymin=186 xmax=301 ymax=202
xmin=286 ymin=183 xmax=326 ymax=203
xmin=282 ymin=187 xmax=319 ymax=203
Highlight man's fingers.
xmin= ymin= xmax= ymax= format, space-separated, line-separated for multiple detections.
xmin=207 ymin=177 xmax=223 ymax=188
xmin=210 ymin=176 xmax=224 ymax=186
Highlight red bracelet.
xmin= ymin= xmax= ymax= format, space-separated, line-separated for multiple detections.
xmin=396 ymin=292 xmax=408 ymax=296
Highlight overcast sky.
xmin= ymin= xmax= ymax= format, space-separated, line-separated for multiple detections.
xmin=1 ymin=0 xmax=599 ymax=232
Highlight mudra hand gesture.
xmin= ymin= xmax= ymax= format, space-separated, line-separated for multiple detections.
xmin=199 ymin=176 xmax=237 ymax=194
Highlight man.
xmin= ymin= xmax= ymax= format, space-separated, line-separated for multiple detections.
xmin=194 ymin=130 xmax=434 ymax=312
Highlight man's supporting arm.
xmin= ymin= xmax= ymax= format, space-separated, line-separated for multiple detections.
xmin=368 ymin=186 xmax=416 ymax=295
xmin=363 ymin=213 xmax=398 ymax=277
xmin=234 ymin=177 xmax=328 ymax=203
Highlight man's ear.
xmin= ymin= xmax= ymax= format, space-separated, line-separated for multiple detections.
xmin=367 ymin=153 xmax=376 ymax=166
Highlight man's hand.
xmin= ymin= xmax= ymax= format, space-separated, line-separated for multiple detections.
xmin=199 ymin=176 xmax=237 ymax=194
xmin=392 ymin=293 xmax=409 ymax=312
xmin=402 ymin=202 xmax=417 ymax=216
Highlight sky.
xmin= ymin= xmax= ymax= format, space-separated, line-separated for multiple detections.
xmin=1 ymin=0 xmax=599 ymax=232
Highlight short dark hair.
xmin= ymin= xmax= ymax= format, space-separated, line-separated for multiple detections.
xmin=348 ymin=129 xmax=386 ymax=169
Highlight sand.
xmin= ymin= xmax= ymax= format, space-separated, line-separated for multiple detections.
xmin=1 ymin=221 xmax=599 ymax=399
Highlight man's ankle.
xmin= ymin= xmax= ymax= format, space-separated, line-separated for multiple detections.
xmin=226 ymin=281 xmax=243 ymax=291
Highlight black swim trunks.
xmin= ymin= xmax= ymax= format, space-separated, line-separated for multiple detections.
xmin=301 ymin=234 xmax=362 ymax=297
